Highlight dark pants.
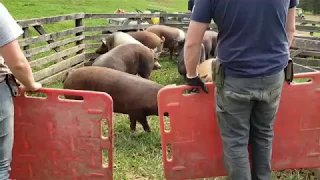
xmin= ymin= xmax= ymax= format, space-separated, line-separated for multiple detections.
xmin=214 ymin=70 xmax=284 ymax=180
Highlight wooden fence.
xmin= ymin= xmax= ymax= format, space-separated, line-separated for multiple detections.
xmin=15 ymin=12 xmax=320 ymax=85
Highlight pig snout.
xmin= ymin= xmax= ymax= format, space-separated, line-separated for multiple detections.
xmin=95 ymin=44 xmax=108 ymax=54
xmin=153 ymin=61 xmax=162 ymax=70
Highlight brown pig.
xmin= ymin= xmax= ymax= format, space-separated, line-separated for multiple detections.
xmin=63 ymin=66 xmax=164 ymax=132
xmin=127 ymin=31 xmax=166 ymax=53
xmin=203 ymin=30 xmax=218 ymax=58
xmin=95 ymin=31 xmax=142 ymax=54
xmin=146 ymin=25 xmax=185 ymax=59
xmin=92 ymin=43 xmax=161 ymax=79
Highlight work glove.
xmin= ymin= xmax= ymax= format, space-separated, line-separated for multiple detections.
xmin=185 ymin=76 xmax=208 ymax=93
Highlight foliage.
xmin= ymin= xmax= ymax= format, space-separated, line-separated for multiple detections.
xmin=298 ymin=0 xmax=320 ymax=14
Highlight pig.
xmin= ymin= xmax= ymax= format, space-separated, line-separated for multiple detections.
xmin=102 ymin=29 xmax=145 ymax=34
xmin=176 ymin=40 xmax=206 ymax=78
xmin=95 ymin=31 xmax=142 ymax=54
xmin=146 ymin=25 xmax=186 ymax=59
xmin=197 ymin=58 xmax=217 ymax=83
xmin=203 ymin=30 xmax=218 ymax=57
xmin=63 ymin=66 xmax=164 ymax=132
xmin=127 ymin=31 xmax=166 ymax=53
xmin=92 ymin=43 xmax=161 ymax=79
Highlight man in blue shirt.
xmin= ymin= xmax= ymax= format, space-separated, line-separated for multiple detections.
xmin=184 ymin=0 xmax=298 ymax=179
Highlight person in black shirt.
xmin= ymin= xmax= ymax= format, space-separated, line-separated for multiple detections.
xmin=188 ymin=0 xmax=195 ymax=12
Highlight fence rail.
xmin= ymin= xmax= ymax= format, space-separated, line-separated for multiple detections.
xmin=14 ymin=12 xmax=320 ymax=85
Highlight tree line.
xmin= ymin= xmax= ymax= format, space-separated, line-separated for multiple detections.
xmin=298 ymin=0 xmax=320 ymax=14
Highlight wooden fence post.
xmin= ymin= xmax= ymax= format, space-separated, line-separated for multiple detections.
xmin=160 ymin=12 xmax=166 ymax=25
xmin=75 ymin=16 xmax=84 ymax=55
xmin=310 ymin=23 xmax=315 ymax=36
xmin=22 ymin=27 xmax=30 ymax=61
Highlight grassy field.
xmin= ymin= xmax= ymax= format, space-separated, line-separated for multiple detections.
xmin=2 ymin=0 xmax=320 ymax=179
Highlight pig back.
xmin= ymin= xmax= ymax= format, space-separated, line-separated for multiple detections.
xmin=92 ymin=44 xmax=141 ymax=75
xmin=63 ymin=66 xmax=163 ymax=115
xmin=146 ymin=25 xmax=180 ymax=47
xmin=127 ymin=31 xmax=161 ymax=49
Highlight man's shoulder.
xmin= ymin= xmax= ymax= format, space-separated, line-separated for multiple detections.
xmin=190 ymin=0 xmax=213 ymax=23
xmin=0 ymin=3 xmax=23 ymax=47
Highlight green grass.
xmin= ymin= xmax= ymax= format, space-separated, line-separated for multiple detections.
xmin=2 ymin=0 xmax=320 ymax=179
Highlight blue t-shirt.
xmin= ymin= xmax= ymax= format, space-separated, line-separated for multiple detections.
xmin=191 ymin=0 xmax=299 ymax=78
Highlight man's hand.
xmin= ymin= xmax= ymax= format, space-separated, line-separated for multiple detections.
xmin=186 ymin=76 xmax=208 ymax=93
xmin=21 ymin=82 xmax=42 ymax=94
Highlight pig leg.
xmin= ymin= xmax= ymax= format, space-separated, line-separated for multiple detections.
xmin=169 ymin=48 xmax=174 ymax=59
xmin=129 ymin=113 xmax=137 ymax=132
xmin=129 ymin=113 xmax=151 ymax=132
xmin=138 ymin=115 xmax=151 ymax=132
xmin=139 ymin=69 xmax=151 ymax=79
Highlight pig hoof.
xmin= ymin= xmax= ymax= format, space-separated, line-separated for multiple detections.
xmin=130 ymin=130 xmax=136 ymax=134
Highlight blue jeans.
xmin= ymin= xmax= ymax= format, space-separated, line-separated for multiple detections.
xmin=0 ymin=80 xmax=14 ymax=180
xmin=215 ymin=71 xmax=284 ymax=180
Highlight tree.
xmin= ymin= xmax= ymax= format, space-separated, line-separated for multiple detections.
xmin=298 ymin=0 xmax=320 ymax=14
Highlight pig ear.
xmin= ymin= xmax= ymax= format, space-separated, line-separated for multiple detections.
xmin=178 ymin=39 xmax=185 ymax=46
xmin=101 ymin=38 xmax=107 ymax=45
xmin=149 ymin=48 xmax=155 ymax=53
xmin=154 ymin=52 xmax=161 ymax=59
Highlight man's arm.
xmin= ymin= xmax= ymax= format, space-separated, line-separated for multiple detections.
xmin=0 ymin=3 xmax=41 ymax=91
xmin=286 ymin=0 xmax=298 ymax=47
xmin=185 ymin=0 xmax=213 ymax=78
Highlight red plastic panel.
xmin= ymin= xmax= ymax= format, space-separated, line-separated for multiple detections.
xmin=158 ymin=72 xmax=320 ymax=180
xmin=9 ymin=88 xmax=113 ymax=180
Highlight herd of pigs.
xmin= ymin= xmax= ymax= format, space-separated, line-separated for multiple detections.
xmin=62 ymin=24 xmax=218 ymax=132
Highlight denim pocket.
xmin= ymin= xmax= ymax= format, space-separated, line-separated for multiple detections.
xmin=268 ymin=84 xmax=284 ymax=104
xmin=0 ymin=82 xmax=14 ymax=138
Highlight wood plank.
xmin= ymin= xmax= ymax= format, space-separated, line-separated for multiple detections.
xmin=293 ymin=63 xmax=318 ymax=74
xmin=296 ymin=19 xmax=320 ymax=25
xmin=84 ymin=34 xmax=111 ymax=41
xmin=85 ymin=43 xmax=101 ymax=50
xmin=160 ymin=13 xmax=191 ymax=18
xmin=75 ymin=18 xmax=84 ymax=55
xmin=33 ymin=53 xmax=85 ymax=81
xmin=22 ymin=27 xmax=31 ymax=61
xmin=39 ymin=61 xmax=85 ymax=85
xmin=29 ymin=44 xmax=85 ymax=68
xmin=85 ymin=13 xmax=160 ymax=19
xmin=19 ymin=27 xmax=84 ymax=47
xmin=290 ymin=48 xmax=305 ymax=57
xmin=293 ymin=57 xmax=320 ymax=67
xmin=310 ymin=67 xmax=320 ymax=71
xmin=33 ymin=25 xmax=63 ymax=55
xmin=16 ymin=13 xmax=85 ymax=28
xmin=24 ymin=35 xmax=85 ymax=58
xmin=294 ymin=35 xmax=320 ymax=41
xmin=300 ymin=51 xmax=320 ymax=57
xmin=85 ymin=52 xmax=99 ymax=60
xmin=290 ymin=49 xmax=320 ymax=57
xmin=292 ymin=38 xmax=320 ymax=51
xmin=296 ymin=25 xmax=320 ymax=33
xmin=84 ymin=24 xmax=151 ymax=32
